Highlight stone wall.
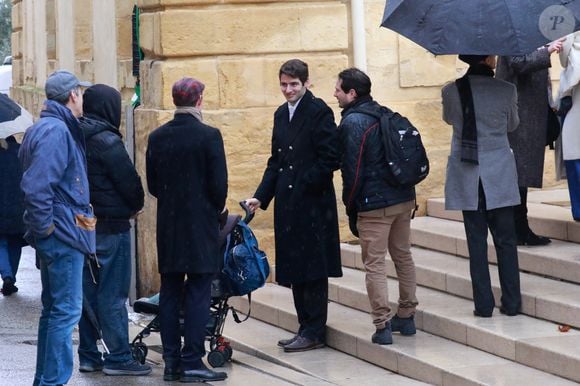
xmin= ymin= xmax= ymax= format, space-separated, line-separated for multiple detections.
xmin=12 ymin=0 xmax=567 ymax=296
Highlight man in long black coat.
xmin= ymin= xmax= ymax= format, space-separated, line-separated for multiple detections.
xmin=246 ymin=59 xmax=342 ymax=352
xmin=146 ymin=78 xmax=228 ymax=383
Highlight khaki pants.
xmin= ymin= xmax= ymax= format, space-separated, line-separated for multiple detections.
xmin=357 ymin=201 xmax=418 ymax=329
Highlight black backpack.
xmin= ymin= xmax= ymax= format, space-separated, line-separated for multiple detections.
xmin=354 ymin=105 xmax=429 ymax=188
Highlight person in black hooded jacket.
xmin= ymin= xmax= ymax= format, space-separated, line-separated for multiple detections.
xmin=335 ymin=68 xmax=418 ymax=346
xmin=77 ymin=84 xmax=150 ymax=376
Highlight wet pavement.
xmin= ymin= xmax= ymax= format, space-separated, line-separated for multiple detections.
xmin=1 ymin=246 xmax=421 ymax=386
xmin=0 ymin=247 xmax=297 ymax=386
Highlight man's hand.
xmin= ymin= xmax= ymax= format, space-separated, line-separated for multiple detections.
xmin=245 ymin=198 xmax=261 ymax=213
xmin=548 ymin=37 xmax=566 ymax=54
xmin=130 ymin=209 xmax=144 ymax=219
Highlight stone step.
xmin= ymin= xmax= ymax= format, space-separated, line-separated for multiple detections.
xmin=229 ymin=284 xmax=576 ymax=386
xmin=409 ymin=215 xmax=580 ymax=285
xmin=223 ymin=313 xmax=429 ymax=385
xmin=425 ymin=196 xmax=580 ymax=244
xmin=128 ymin=322 xmax=329 ymax=386
xmin=328 ymin=265 xmax=580 ymax=383
xmin=341 ymin=242 xmax=580 ymax=330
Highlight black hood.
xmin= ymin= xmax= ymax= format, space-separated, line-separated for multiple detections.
xmin=83 ymin=84 xmax=122 ymax=129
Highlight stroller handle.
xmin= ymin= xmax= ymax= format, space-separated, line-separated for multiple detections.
xmin=239 ymin=200 xmax=255 ymax=224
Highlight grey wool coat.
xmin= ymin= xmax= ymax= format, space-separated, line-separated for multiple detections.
xmin=496 ymin=49 xmax=552 ymax=188
xmin=442 ymin=75 xmax=521 ymax=211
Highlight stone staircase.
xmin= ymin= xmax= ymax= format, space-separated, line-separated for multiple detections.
xmin=229 ymin=189 xmax=580 ymax=385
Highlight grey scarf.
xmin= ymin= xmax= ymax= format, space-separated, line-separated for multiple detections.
xmin=175 ymin=106 xmax=203 ymax=122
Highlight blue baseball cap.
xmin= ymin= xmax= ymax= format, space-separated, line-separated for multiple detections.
xmin=45 ymin=70 xmax=92 ymax=100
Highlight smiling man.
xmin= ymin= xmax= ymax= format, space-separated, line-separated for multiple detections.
xmin=245 ymin=59 xmax=342 ymax=352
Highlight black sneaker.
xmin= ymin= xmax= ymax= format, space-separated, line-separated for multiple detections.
xmin=79 ymin=362 xmax=103 ymax=373
xmin=1 ymin=277 xmax=18 ymax=296
xmin=371 ymin=323 xmax=393 ymax=345
xmin=390 ymin=315 xmax=416 ymax=335
xmin=103 ymin=359 xmax=152 ymax=376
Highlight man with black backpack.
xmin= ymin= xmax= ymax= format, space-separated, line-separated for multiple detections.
xmin=335 ymin=68 xmax=419 ymax=345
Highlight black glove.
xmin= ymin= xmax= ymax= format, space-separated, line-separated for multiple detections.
xmin=219 ymin=208 xmax=229 ymax=230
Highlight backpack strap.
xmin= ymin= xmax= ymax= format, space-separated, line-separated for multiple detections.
xmin=231 ymin=293 xmax=252 ymax=323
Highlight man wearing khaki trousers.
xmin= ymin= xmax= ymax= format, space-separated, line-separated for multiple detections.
xmin=334 ymin=68 xmax=419 ymax=345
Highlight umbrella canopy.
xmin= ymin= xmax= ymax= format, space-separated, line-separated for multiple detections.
xmin=0 ymin=93 xmax=33 ymax=138
xmin=381 ymin=0 xmax=580 ymax=55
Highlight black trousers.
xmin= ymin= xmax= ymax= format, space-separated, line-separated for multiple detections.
xmin=513 ymin=187 xmax=529 ymax=239
xmin=462 ymin=184 xmax=522 ymax=315
xmin=159 ymin=272 xmax=213 ymax=371
xmin=291 ymin=277 xmax=328 ymax=342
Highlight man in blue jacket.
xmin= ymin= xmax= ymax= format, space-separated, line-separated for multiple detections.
xmin=19 ymin=70 xmax=94 ymax=386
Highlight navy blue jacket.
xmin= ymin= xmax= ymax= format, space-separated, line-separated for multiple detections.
xmin=19 ymin=100 xmax=96 ymax=254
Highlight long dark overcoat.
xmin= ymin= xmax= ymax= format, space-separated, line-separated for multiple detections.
xmin=254 ymin=90 xmax=342 ymax=285
xmin=0 ymin=136 xmax=24 ymax=235
xmin=146 ymin=113 xmax=228 ymax=274
xmin=496 ymin=49 xmax=552 ymax=188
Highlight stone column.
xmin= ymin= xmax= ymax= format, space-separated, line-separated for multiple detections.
xmin=55 ymin=0 xmax=75 ymax=72
xmin=33 ymin=0 xmax=47 ymax=85
xmin=92 ymin=0 xmax=117 ymax=86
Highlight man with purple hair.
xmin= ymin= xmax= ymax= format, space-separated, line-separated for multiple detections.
xmin=146 ymin=77 xmax=228 ymax=383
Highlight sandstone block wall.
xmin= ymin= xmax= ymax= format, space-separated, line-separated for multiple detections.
xmin=12 ymin=0 xmax=566 ymax=296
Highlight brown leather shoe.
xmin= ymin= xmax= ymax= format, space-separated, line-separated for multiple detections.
xmin=277 ymin=335 xmax=299 ymax=347
xmin=283 ymin=336 xmax=324 ymax=352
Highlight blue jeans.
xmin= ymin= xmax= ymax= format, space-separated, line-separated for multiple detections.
xmin=0 ymin=235 xmax=23 ymax=281
xmin=34 ymin=234 xmax=84 ymax=386
xmin=78 ymin=231 xmax=132 ymax=367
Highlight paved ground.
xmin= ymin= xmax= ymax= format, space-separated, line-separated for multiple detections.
xmin=4 ymin=246 xmax=413 ymax=386
xmin=0 ymin=246 xmax=318 ymax=386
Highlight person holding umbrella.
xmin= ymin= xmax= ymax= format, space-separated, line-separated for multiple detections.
xmin=442 ymin=55 xmax=522 ymax=317
xmin=496 ymin=39 xmax=564 ymax=245
xmin=556 ymin=32 xmax=580 ymax=221
xmin=0 ymin=134 xmax=25 ymax=296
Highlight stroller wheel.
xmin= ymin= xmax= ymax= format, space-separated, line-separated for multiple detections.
xmin=207 ymin=350 xmax=226 ymax=368
xmin=132 ymin=342 xmax=148 ymax=364
xmin=224 ymin=345 xmax=233 ymax=361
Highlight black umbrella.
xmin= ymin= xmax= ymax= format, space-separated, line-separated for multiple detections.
xmin=0 ymin=93 xmax=33 ymax=138
xmin=381 ymin=0 xmax=580 ymax=55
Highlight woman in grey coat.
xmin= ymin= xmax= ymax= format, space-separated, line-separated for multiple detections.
xmin=442 ymin=55 xmax=522 ymax=317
